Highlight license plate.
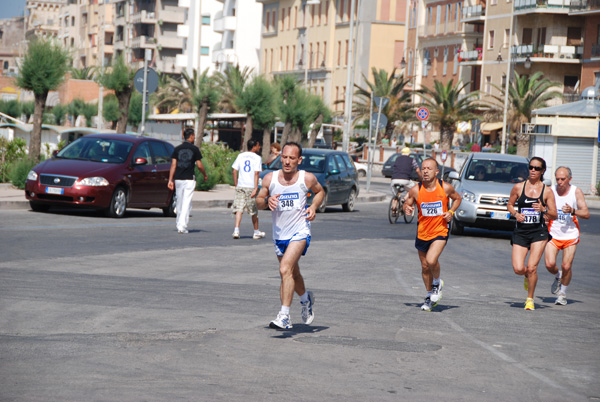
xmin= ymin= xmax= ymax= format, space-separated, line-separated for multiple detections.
xmin=46 ymin=187 xmax=64 ymax=195
xmin=491 ymin=211 xmax=509 ymax=220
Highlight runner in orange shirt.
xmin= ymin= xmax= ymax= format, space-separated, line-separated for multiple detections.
xmin=404 ymin=158 xmax=461 ymax=311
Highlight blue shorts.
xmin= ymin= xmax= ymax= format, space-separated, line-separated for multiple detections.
xmin=274 ymin=233 xmax=311 ymax=257
xmin=415 ymin=236 xmax=448 ymax=253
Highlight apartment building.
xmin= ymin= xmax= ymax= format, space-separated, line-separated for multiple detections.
xmin=0 ymin=17 xmax=26 ymax=78
xmin=113 ymin=0 xmax=187 ymax=74
xmin=58 ymin=0 xmax=114 ymax=70
xmin=570 ymin=0 xmax=600 ymax=89
xmin=25 ymin=0 xmax=65 ymax=40
xmin=258 ymin=0 xmax=409 ymax=113
xmin=405 ymin=0 xmax=477 ymax=96
xmin=213 ymin=0 xmax=262 ymax=74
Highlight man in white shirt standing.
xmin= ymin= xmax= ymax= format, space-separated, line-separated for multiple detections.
xmin=231 ymin=139 xmax=265 ymax=239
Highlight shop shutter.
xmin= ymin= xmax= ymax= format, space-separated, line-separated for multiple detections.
xmin=556 ymin=137 xmax=594 ymax=193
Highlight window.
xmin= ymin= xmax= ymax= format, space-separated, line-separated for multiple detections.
xmin=323 ymin=41 xmax=327 ymax=64
xmin=522 ymin=28 xmax=532 ymax=45
xmin=455 ymin=3 xmax=461 ymax=31
xmin=279 ymin=46 xmax=283 ymax=71
xmin=436 ymin=5 xmax=441 ymax=34
xmin=491 ymin=0 xmax=497 ymax=5
xmin=294 ymin=6 xmax=297 ymax=28
xmin=340 ymin=0 xmax=345 ymax=22
xmin=485 ymin=76 xmax=492 ymax=94
xmin=504 ymin=29 xmax=510 ymax=48
xmin=566 ymin=27 xmax=582 ymax=46
xmin=345 ymin=39 xmax=349 ymax=65
xmin=445 ymin=4 xmax=451 ymax=33
xmin=488 ymin=30 xmax=495 ymax=49
xmin=201 ymin=47 xmax=209 ymax=55
xmin=281 ymin=8 xmax=285 ymax=30
xmin=423 ymin=49 xmax=430 ymax=77
xmin=337 ymin=41 xmax=342 ymax=66
xmin=133 ymin=142 xmax=153 ymax=164
xmin=286 ymin=46 xmax=289 ymax=70
xmin=318 ymin=3 xmax=322 ymax=25
xmin=443 ymin=47 xmax=448 ymax=75
xmin=426 ymin=7 xmax=432 ymax=26
xmin=201 ymin=15 xmax=210 ymax=25
xmin=149 ymin=141 xmax=171 ymax=165
xmin=536 ymin=27 xmax=546 ymax=50
xmin=453 ymin=46 xmax=459 ymax=75
xmin=288 ymin=7 xmax=292 ymax=29
xmin=333 ymin=155 xmax=347 ymax=172
xmin=501 ymin=74 xmax=507 ymax=88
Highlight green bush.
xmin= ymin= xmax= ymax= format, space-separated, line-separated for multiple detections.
xmin=9 ymin=158 xmax=38 ymax=189
xmin=0 ymin=137 xmax=28 ymax=182
xmin=596 ymin=181 xmax=600 ymax=196
xmin=0 ymin=99 xmax=22 ymax=118
xmin=195 ymin=143 xmax=238 ymax=191
xmin=507 ymin=145 xmax=517 ymax=155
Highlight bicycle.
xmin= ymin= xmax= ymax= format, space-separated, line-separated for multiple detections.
xmin=388 ymin=183 xmax=416 ymax=224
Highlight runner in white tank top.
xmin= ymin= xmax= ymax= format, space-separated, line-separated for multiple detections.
xmin=269 ymin=169 xmax=311 ymax=241
xmin=256 ymin=142 xmax=325 ymax=330
xmin=544 ymin=167 xmax=590 ymax=306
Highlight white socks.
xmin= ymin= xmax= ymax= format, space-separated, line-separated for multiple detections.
xmin=280 ymin=306 xmax=290 ymax=315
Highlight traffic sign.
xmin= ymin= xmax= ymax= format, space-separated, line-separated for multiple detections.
xmin=134 ymin=67 xmax=159 ymax=94
xmin=416 ymin=107 xmax=429 ymax=121
xmin=373 ymin=96 xmax=389 ymax=110
xmin=370 ymin=113 xmax=388 ymax=131
xmin=441 ymin=150 xmax=448 ymax=162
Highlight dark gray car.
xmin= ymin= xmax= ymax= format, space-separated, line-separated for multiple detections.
xmin=447 ymin=152 xmax=529 ymax=234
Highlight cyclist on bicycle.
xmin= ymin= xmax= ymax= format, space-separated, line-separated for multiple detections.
xmin=391 ymin=147 xmax=422 ymax=209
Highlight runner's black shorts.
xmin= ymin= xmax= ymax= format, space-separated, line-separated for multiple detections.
xmin=415 ymin=236 xmax=448 ymax=253
xmin=511 ymin=228 xmax=549 ymax=248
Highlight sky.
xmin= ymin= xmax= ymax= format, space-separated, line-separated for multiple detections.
xmin=1 ymin=0 xmax=26 ymax=19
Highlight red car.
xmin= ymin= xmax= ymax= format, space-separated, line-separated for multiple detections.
xmin=25 ymin=133 xmax=177 ymax=218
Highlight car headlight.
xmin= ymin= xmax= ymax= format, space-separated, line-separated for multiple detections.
xmin=27 ymin=170 xmax=38 ymax=181
xmin=461 ymin=189 xmax=477 ymax=203
xmin=78 ymin=177 xmax=109 ymax=186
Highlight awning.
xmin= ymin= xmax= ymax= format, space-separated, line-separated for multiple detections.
xmin=480 ymin=122 xmax=504 ymax=133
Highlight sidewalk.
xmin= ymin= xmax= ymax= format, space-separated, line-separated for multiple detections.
xmin=0 ymin=183 xmax=386 ymax=210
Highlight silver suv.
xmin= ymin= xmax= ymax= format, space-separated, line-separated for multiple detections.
xmin=447 ymin=152 xmax=529 ymax=235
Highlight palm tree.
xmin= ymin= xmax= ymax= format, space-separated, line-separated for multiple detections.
xmin=216 ymin=64 xmax=254 ymax=113
xmin=70 ymin=67 xmax=95 ymax=80
xmin=154 ymin=69 xmax=220 ymax=146
xmin=98 ymin=56 xmax=135 ymax=133
xmin=484 ymin=71 xmax=562 ymax=156
xmin=16 ymin=38 xmax=70 ymax=162
xmin=419 ymin=80 xmax=481 ymax=150
xmin=353 ymin=68 xmax=412 ymax=143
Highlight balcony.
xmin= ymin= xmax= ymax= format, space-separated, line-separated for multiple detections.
xmin=132 ymin=35 xmax=157 ymax=49
xmin=214 ymin=15 xmax=236 ymax=33
xmin=177 ymin=24 xmax=189 ymax=37
xmin=462 ymin=4 xmax=486 ymax=23
xmin=212 ymin=48 xmax=236 ymax=63
xmin=157 ymin=35 xmax=184 ymax=49
xmin=511 ymin=44 xmax=583 ymax=62
xmin=178 ymin=0 xmax=190 ymax=7
xmin=591 ymin=43 xmax=600 ymax=57
xmin=133 ymin=10 xmax=157 ymax=24
xmin=458 ymin=48 xmax=483 ymax=64
xmin=158 ymin=9 xmax=185 ymax=24
xmin=156 ymin=57 xmax=178 ymax=73
xmin=514 ymin=0 xmax=572 ymax=13
xmin=569 ymin=0 xmax=600 ymax=12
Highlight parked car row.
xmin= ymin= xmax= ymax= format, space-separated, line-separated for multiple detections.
xmin=25 ymin=133 xmax=177 ymax=218
xmin=259 ymin=148 xmax=360 ymax=213
xmin=381 ymin=151 xmax=457 ymax=181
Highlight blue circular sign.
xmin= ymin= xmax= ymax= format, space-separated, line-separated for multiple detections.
xmin=416 ymin=107 xmax=429 ymax=121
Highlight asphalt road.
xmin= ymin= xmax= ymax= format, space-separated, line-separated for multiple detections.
xmin=1 ymin=202 xmax=599 ymax=401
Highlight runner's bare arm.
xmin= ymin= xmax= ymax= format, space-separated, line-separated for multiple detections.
xmin=256 ymin=173 xmax=272 ymax=210
xmin=305 ymin=172 xmax=324 ymax=222
xmin=574 ymin=187 xmax=590 ymax=219
xmin=543 ymin=187 xmax=558 ymax=221
xmin=507 ymin=183 xmax=524 ymax=222
xmin=443 ymin=182 xmax=462 ymax=222
xmin=403 ymin=185 xmax=419 ymax=216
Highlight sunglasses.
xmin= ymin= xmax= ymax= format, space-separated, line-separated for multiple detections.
xmin=528 ymin=165 xmax=543 ymax=171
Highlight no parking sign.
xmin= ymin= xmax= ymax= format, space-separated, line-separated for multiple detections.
xmin=416 ymin=107 xmax=429 ymax=121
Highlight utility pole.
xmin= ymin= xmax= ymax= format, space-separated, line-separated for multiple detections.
xmin=342 ymin=0 xmax=358 ymax=152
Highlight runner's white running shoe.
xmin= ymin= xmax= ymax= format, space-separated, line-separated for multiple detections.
xmin=232 ymin=231 xmax=240 ymax=239
xmin=551 ymin=277 xmax=561 ymax=295
xmin=431 ymin=280 xmax=444 ymax=303
xmin=253 ymin=231 xmax=266 ymax=239
xmin=301 ymin=291 xmax=315 ymax=324
xmin=555 ymin=293 xmax=567 ymax=306
xmin=269 ymin=312 xmax=293 ymax=329
xmin=421 ymin=296 xmax=433 ymax=311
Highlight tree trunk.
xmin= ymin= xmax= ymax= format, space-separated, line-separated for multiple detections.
xmin=262 ymin=126 xmax=272 ymax=161
xmin=242 ymin=115 xmax=253 ymax=151
xmin=30 ymin=93 xmax=47 ymax=163
xmin=291 ymin=127 xmax=302 ymax=144
xmin=516 ymin=132 xmax=530 ymax=157
xmin=440 ymin=126 xmax=453 ymax=151
xmin=307 ymin=114 xmax=323 ymax=148
xmin=195 ymin=102 xmax=208 ymax=148
xmin=116 ymin=88 xmax=133 ymax=134
xmin=280 ymin=121 xmax=292 ymax=145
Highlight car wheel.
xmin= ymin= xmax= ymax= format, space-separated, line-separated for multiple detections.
xmin=106 ymin=186 xmax=127 ymax=218
xmin=358 ymin=169 xmax=366 ymax=178
xmin=450 ymin=217 xmax=464 ymax=235
xmin=163 ymin=192 xmax=177 ymax=217
xmin=342 ymin=188 xmax=356 ymax=212
xmin=29 ymin=201 xmax=50 ymax=212
xmin=317 ymin=190 xmax=328 ymax=213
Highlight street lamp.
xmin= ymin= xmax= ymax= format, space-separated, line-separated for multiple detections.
xmin=303 ymin=0 xmax=321 ymax=89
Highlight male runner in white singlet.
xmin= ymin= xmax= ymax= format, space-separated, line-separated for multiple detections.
xmin=256 ymin=142 xmax=324 ymax=330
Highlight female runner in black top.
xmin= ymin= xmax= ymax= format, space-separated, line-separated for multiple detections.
xmin=507 ymin=157 xmax=557 ymax=311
